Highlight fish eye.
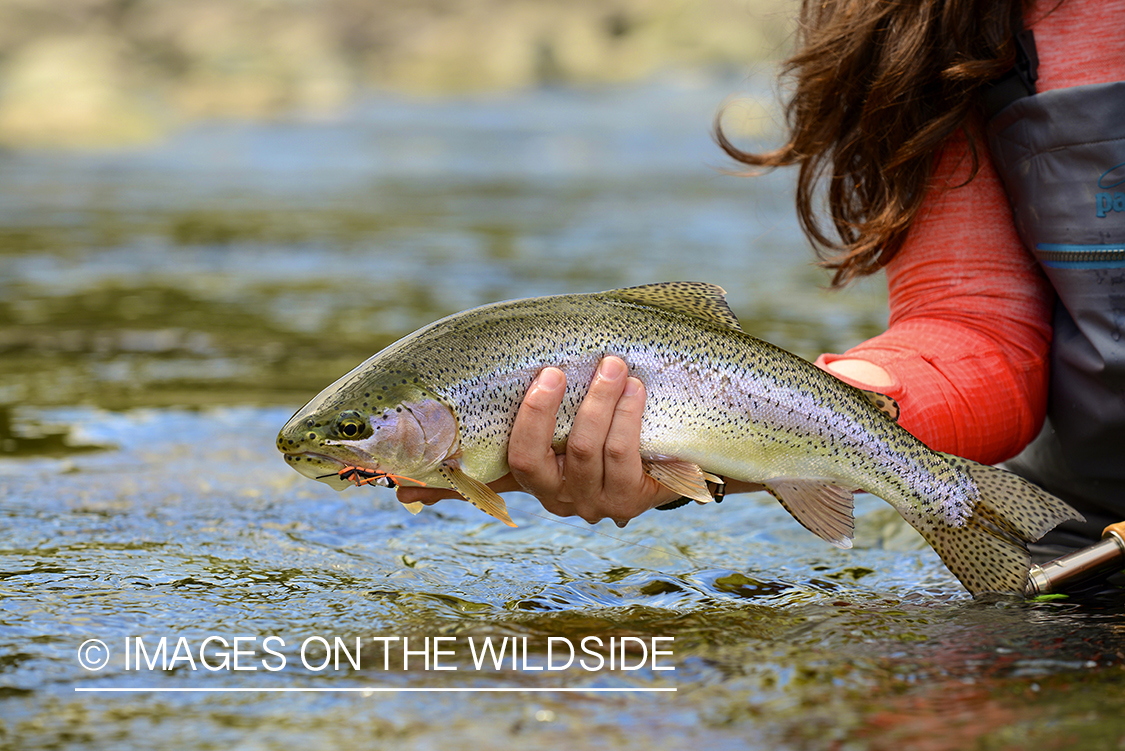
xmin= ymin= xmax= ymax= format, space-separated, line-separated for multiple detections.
xmin=334 ymin=411 xmax=371 ymax=440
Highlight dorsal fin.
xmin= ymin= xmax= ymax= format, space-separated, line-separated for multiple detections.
xmin=601 ymin=282 xmax=742 ymax=331
xmin=859 ymin=389 xmax=900 ymax=421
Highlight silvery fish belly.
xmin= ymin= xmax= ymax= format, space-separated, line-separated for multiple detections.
xmin=277 ymin=282 xmax=1082 ymax=596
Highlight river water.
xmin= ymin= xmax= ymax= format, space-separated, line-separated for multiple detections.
xmin=1 ymin=75 xmax=1122 ymax=750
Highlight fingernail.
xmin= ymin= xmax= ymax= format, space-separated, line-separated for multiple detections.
xmin=614 ymin=518 xmax=629 ymax=528
xmin=536 ymin=367 xmax=564 ymax=391
xmin=598 ymin=356 xmax=626 ymax=381
xmin=623 ymin=377 xmax=641 ymax=398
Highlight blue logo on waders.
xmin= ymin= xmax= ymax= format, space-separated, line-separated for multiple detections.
xmin=1097 ymin=161 xmax=1125 ymax=218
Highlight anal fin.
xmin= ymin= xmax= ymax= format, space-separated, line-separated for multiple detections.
xmin=642 ymin=457 xmax=721 ymax=504
xmin=439 ymin=463 xmax=517 ymax=527
xmin=764 ymin=479 xmax=856 ymax=549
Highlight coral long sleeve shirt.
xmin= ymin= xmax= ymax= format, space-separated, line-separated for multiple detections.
xmin=814 ymin=0 xmax=1125 ymax=465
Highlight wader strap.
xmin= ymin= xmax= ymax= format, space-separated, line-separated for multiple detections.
xmin=981 ymin=22 xmax=1039 ymax=119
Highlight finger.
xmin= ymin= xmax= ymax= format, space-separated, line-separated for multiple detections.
xmin=536 ymin=484 xmax=583 ymax=519
xmin=563 ymin=356 xmax=629 ymax=503
xmin=508 ymin=367 xmax=567 ymax=497
xmin=600 ymin=377 xmax=681 ymax=523
xmin=600 ymin=376 xmax=687 ymax=521
xmin=601 ymin=376 xmax=646 ymax=495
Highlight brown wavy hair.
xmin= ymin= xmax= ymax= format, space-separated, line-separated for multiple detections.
xmin=717 ymin=0 xmax=1034 ymax=286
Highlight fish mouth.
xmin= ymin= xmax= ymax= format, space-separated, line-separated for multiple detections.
xmin=281 ymin=450 xmax=374 ymax=490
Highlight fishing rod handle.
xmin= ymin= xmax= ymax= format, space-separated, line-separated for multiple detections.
xmin=1024 ymin=521 xmax=1125 ymax=597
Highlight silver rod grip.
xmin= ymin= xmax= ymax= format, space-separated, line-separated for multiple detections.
xmin=1025 ymin=529 xmax=1125 ymax=597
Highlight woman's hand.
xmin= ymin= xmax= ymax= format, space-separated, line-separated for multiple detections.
xmin=504 ymin=357 xmax=681 ymax=526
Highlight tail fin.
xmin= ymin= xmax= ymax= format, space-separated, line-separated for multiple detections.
xmin=909 ymin=455 xmax=1083 ymax=596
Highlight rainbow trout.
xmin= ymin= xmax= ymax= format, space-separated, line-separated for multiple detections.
xmin=277 ymin=282 xmax=1081 ymax=596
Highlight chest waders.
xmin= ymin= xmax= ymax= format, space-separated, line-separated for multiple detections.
xmin=985 ymin=31 xmax=1125 ymax=551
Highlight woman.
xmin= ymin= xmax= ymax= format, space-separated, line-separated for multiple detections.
xmin=400 ymin=0 xmax=1125 ymax=549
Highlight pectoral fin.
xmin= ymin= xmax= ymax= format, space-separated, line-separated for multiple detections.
xmin=764 ymin=479 xmax=855 ymax=549
xmin=642 ymin=457 xmax=722 ymax=504
xmin=438 ymin=463 xmax=517 ymax=527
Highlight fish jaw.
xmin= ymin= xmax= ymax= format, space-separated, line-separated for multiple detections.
xmin=281 ymin=451 xmax=357 ymax=491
